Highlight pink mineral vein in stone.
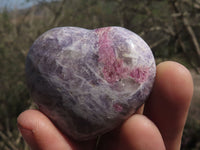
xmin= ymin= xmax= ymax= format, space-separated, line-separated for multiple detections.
xmin=129 ymin=67 xmax=149 ymax=83
xmin=113 ymin=103 xmax=123 ymax=112
xmin=96 ymin=27 xmax=149 ymax=84
xmin=96 ymin=27 xmax=128 ymax=83
xmin=96 ymin=27 xmax=115 ymax=65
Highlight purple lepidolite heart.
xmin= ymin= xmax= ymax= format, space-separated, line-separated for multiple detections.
xmin=25 ymin=26 xmax=156 ymax=141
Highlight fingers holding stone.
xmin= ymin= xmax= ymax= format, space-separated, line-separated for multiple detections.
xmin=17 ymin=109 xmax=95 ymax=150
xmin=98 ymin=114 xmax=166 ymax=150
xmin=144 ymin=61 xmax=193 ymax=150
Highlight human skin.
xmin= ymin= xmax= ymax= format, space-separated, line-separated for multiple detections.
xmin=17 ymin=61 xmax=193 ymax=150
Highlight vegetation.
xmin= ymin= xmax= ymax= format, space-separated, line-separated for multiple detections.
xmin=0 ymin=0 xmax=199 ymax=149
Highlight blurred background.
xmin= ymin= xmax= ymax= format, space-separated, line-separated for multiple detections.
xmin=0 ymin=0 xmax=199 ymax=149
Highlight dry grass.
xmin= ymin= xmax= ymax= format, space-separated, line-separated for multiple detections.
xmin=188 ymin=70 xmax=200 ymax=123
xmin=181 ymin=70 xmax=200 ymax=149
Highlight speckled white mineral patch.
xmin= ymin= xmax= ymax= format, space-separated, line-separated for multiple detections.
xmin=25 ymin=26 xmax=156 ymax=141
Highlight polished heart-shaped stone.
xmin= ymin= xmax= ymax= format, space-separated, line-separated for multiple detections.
xmin=25 ymin=26 xmax=156 ymax=141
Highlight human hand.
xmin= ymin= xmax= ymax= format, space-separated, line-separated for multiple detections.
xmin=17 ymin=61 xmax=193 ymax=150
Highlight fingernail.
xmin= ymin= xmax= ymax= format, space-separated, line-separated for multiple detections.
xmin=18 ymin=124 xmax=32 ymax=140
xmin=18 ymin=124 xmax=37 ymax=149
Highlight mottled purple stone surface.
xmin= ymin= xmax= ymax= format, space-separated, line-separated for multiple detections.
xmin=25 ymin=26 xmax=156 ymax=141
